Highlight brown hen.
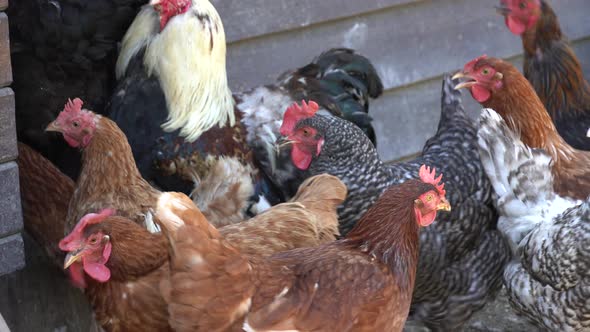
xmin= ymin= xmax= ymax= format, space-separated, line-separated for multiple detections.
xmin=60 ymin=174 xmax=345 ymax=332
xmin=455 ymin=55 xmax=590 ymax=200
xmin=17 ymin=142 xmax=74 ymax=267
xmin=156 ymin=166 xmax=450 ymax=332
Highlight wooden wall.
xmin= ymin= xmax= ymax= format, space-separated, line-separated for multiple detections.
xmin=0 ymin=0 xmax=24 ymax=279
xmin=212 ymin=0 xmax=590 ymax=162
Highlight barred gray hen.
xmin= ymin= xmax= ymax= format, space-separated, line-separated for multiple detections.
xmin=477 ymin=108 xmax=589 ymax=331
xmin=275 ymin=74 xmax=511 ymax=330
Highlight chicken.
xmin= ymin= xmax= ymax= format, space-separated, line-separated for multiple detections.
xmin=272 ymin=75 xmax=511 ymax=330
xmin=108 ymin=0 xmax=382 ymax=209
xmin=59 ymin=174 xmax=345 ymax=332
xmin=156 ymin=166 xmax=450 ymax=332
xmin=9 ymin=0 xmax=146 ymax=179
xmin=454 ymin=55 xmax=590 ymax=200
xmin=45 ymin=98 xmax=162 ymax=233
xmin=17 ymin=142 xmax=74 ymax=267
xmin=477 ymin=108 xmax=590 ymax=331
xmin=476 ymin=108 xmax=580 ymax=252
xmin=497 ymin=0 xmax=590 ymax=151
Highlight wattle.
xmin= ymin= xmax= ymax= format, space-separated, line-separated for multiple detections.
xmin=291 ymin=145 xmax=313 ymax=170
xmin=506 ymin=16 xmax=526 ymax=35
xmin=471 ymin=85 xmax=491 ymax=103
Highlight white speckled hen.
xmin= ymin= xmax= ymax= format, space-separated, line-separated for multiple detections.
xmin=477 ymin=108 xmax=589 ymax=331
xmin=275 ymin=74 xmax=511 ymax=331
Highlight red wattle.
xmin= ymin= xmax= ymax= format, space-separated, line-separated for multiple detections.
xmin=471 ymin=85 xmax=492 ymax=103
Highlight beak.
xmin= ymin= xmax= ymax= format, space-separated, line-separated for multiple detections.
xmin=45 ymin=120 xmax=62 ymax=133
xmin=274 ymin=137 xmax=296 ymax=154
xmin=452 ymin=72 xmax=477 ymax=90
xmin=436 ymin=197 xmax=451 ymax=212
xmin=64 ymin=249 xmax=84 ymax=269
xmin=495 ymin=4 xmax=511 ymax=16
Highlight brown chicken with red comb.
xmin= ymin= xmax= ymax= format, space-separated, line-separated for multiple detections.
xmin=156 ymin=165 xmax=450 ymax=332
xmin=455 ymin=55 xmax=590 ymax=199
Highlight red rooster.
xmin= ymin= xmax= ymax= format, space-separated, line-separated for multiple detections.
xmin=497 ymin=0 xmax=590 ymax=150
xmin=455 ymin=55 xmax=590 ymax=200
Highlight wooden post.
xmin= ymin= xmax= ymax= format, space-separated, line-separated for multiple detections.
xmin=0 ymin=0 xmax=24 ymax=277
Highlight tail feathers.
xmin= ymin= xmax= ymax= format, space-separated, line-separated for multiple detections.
xmin=477 ymin=109 xmax=554 ymax=206
xmin=439 ymin=73 xmax=467 ymax=121
xmin=289 ymin=174 xmax=347 ymax=241
xmin=281 ymin=48 xmax=383 ymax=145
xmin=17 ymin=142 xmax=74 ymax=267
xmin=477 ymin=108 xmax=558 ymax=249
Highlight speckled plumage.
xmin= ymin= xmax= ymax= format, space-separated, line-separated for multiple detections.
xmin=477 ymin=108 xmax=590 ymax=331
xmin=276 ymin=75 xmax=511 ymax=330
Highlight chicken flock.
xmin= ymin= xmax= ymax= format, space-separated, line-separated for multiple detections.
xmin=10 ymin=0 xmax=590 ymax=331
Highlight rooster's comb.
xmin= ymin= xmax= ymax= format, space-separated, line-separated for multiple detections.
xmin=419 ymin=165 xmax=446 ymax=196
xmin=280 ymin=100 xmax=319 ymax=136
xmin=64 ymin=98 xmax=84 ymax=114
xmin=59 ymin=208 xmax=116 ymax=252
xmin=464 ymin=54 xmax=488 ymax=73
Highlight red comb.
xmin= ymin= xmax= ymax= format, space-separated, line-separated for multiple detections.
xmin=419 ymin=165 xmax=446 ymax=196
xmin=59 ymin=208 xmax=115 ymax=251
xmin=64 ymin=98 xmax=84 ymax=114
xmin=280 ymin=100 xmax=320 ymax=136
xmin=464 ymin=54 xmax=488 ymax=73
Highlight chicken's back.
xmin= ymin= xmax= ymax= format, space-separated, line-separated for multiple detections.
xmin=17 ymin=142 xmax=74 ymax=266
xmin=391 ymin=75 xmax=511 ymax=330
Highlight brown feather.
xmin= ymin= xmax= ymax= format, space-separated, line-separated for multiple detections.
xmin=478 ymin=57 xmax=590 ymax=200
xmin=17 ymin=142 xmax=74 ymax=267
xmin=66 ymin=115 xmax=161 ymax=232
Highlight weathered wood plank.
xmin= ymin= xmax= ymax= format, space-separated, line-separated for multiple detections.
xmin=226 ymin=0 xmax=590 ymax=93
xmin=0 ymin=88 xmax=16 ymax=163
xmin=212 ymin=0 xmax=422 ymax=43
xmin=0 ymin=13 xmax=10 ymax=87
xmin=0 ymin=161 xmax=22 ymax=238
xmin=0 ymin=234 xmax=24 ymax=277
xmin=0 ymin=0 xmax=8 ymax=12
xmin=374 ymin=38 xmax=590 ymax=162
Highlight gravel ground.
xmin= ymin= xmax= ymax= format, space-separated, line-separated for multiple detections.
xmin=405 ymin=287 xmax=541 ymax=332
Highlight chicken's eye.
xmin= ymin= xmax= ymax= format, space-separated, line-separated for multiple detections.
xmin=425 ymin=194 xmax=433 ymax=202
xmin=302 ymin=129 xmax=310 ymax=137
xmin=89 ymin=237 xmax=98 ymax=244
xmin=519 ymin=2 xmax=527 ymax=9
xmin=72 ymin=121 xmax=80 ymax=128
xmin=482 ymin=68 xmax=490 ymax=75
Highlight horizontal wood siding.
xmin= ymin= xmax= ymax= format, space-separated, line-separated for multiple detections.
xmin=218 ymin=0 xmax=590 ymax=161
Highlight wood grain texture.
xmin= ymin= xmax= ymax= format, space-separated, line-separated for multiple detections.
xmin=0 ymin=13 xmax=10 ymax=87
xmin=211 ymin=0 xmax=422 ymax=43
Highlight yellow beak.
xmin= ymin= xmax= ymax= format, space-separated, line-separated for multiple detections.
xmin=274 ymin=137 xmax=296 ymax=153
xmin=45 ymin=121 xmax=61 ymax=133
xmin=436 ymin=197 xmax=451 ymax=212
xmin=64 ymin=249 xmax=84 ymax=269
xmin=451 ymin=72 xmax=477 ymax=90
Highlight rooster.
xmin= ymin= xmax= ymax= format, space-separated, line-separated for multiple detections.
xmin=477 ymin=108 xmax=590 ymax=331
xmin=273 ymin=75 xmax=511 ymax=330
xmin=497 ymin=0 xmax=590 ymax=151
xmin=108 ymin=0 xmax=382 ymax=210
xmin=156 ymin=165 xmax=450 ymax=332
xmin=454 ymin=55 xmax=590 ymax=200
xmin=59 ymin=174 xmax=346 ymax=332
xmin=9 ymin=0 xmax=146 ymax=179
